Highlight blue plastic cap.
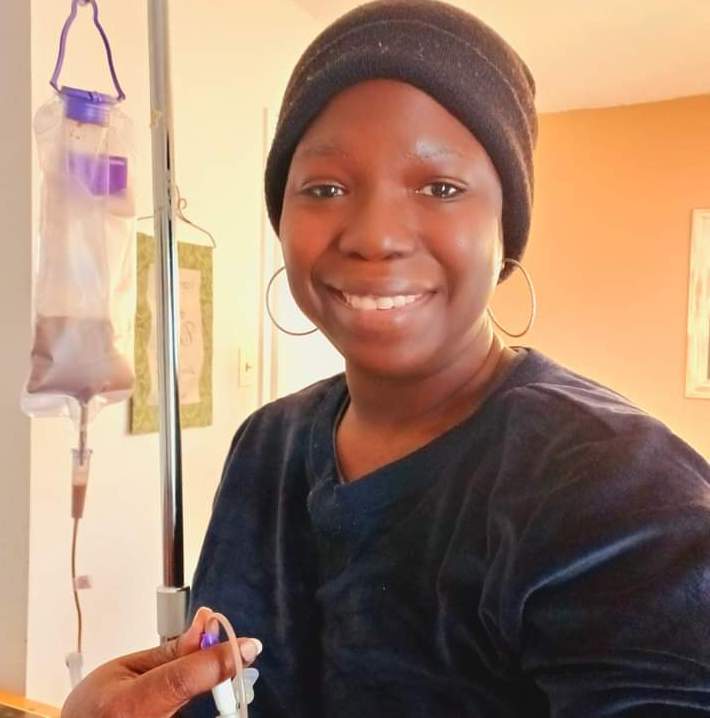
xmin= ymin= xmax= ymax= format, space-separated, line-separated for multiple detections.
xmin=61 ymin=86 xmax=116 ymax=126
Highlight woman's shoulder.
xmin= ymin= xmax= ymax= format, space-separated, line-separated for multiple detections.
xmin=257 ymin=373 xmax=345 ymax=421
xmin=212 ymin=374 xmax=346 ymax=505
xmin=483 ymin=350 xmax=709 ymax=571
xmin=499 ymin=348 xmax=671 ymax=434
xmin=492 ymin=348 xmax=708 ymax=478
xmin=226 ymin=373 xmax=346 ymax=454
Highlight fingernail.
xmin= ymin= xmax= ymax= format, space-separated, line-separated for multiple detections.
xmin=191 ymin=606 xmax=212 ymax=628
xmin=205 ymin=617 xmax=219 ymax=638
xmin=241 ymin=638 xmax=263 ymax=662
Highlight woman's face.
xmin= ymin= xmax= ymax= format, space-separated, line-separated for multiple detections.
xmin=279 ymin=79 xmax=504 ymax=379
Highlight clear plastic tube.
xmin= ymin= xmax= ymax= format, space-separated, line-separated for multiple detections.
xmin=66 ymin=404 xmax=92 ymax=687
xmin=202 ymin=611 xmax=251 ymax=718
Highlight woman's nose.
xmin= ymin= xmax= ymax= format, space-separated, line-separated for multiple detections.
xmin=336 ymin=192 xmax=417 ymax=260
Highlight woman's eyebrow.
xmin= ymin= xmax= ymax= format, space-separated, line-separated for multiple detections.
xmin=297 ymin=142 xmax=352 ymax=159
xmin=405 ymin=145 xmax=467 ymax=161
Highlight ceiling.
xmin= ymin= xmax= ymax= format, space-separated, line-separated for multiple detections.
xmin=293 ymin=0 xmax=710 ymax=112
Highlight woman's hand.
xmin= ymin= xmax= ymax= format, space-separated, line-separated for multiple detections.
xmin=61 ymin=607 xmax=262 ymax=718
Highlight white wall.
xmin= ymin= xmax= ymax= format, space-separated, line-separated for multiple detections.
xmin=22 ymin=0 xmax=319 ymax=706
xmin=0 ymin=0 xmax=32 ymax=697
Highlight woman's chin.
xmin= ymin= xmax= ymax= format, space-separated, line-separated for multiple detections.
xmin=341 ymin=343 xmax=442 ymax=382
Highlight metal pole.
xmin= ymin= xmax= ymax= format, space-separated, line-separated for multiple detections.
xmin=147 ymin=0 xmax=189 ymax=641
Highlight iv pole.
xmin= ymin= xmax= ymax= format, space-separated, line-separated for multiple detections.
xmin=146 ymin=0 xmax=189 ymax=641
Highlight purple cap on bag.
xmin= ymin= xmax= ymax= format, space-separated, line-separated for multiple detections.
xmin=60 ymin=87 xmax=127 ymax=195
xmin=61 ymin=86 xmax=116 ymax=126
xmin=67 ymin=152 xmax=128 ymax=195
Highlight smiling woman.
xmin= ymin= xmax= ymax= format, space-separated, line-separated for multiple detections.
xmin=279 ymin=80 xmax=505 ymax=390
xmin=186 ymin=2 xmax=710 ymax=716
xmin=59 ymin=1 xmax=710 ymax=717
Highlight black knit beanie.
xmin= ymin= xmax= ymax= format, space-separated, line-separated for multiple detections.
xmin=264 ymin=0 xmax=537 ymax=280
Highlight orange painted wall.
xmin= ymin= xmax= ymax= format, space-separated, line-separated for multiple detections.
xmin=491 ymin=94 xmax=710 ymax=457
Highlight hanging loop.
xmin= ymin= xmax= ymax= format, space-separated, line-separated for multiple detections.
xmin=136 ymin=184 xmax=218 ymax=249
xmin=50 ymin=0 xmax=126 ymax=101
xmin=174 ymin=187 xmax=217 ymax=248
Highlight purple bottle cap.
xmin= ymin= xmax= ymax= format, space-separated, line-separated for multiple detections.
xmin=61 ymin=86 xmax=116 ymax=126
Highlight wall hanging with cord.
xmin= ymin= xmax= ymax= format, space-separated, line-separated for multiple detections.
xmin=131 ymin=187 xmax=216 ymax=434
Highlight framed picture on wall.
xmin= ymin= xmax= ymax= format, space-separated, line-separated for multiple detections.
xmin=686 ymin=209 xmax=710 ymax=398
xmin=130 ymin=232 xmax=214 ymax=432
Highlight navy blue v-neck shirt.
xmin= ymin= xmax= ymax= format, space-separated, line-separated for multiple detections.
xmin=183 ymin=349 xmax=710 ymax=717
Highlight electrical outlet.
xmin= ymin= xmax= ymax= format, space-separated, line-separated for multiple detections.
xmin=239 ymin=347 xmax=256 ymax=387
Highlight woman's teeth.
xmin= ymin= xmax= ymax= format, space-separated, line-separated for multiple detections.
xmin=341 ymin=291 xmax=423 ymax=310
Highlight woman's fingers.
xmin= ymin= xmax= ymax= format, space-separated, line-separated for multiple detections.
xmin=60 ymin=607 xmax=262 ymax=718
xmin=119 ymin=607 xmax=214 ymax=674
xmin=61 ymin=636 xmax=262 ymax=718
xmin=174 ymin=607 xmax=215 ymax=657
xmin=126 ymin=640 xmax=260 ymax=717
xmin=120 ymin=628 xmax=261 ymax=680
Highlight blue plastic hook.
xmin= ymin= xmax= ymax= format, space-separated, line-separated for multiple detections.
xmin=49 ymin=0 xmax=126 ymax=101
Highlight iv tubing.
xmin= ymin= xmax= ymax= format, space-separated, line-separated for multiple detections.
xmin=72 ymin=403 xmax=91 ymax=655
xmin=68 ymin=402 xmax=91 ymax=685
xmin=204 ymin=611 xmax=249 ymax=718
xmin=70 ymin=518 xmax=82 ymax=654
xmin=78 ymin=402 xmax=88 ymax=458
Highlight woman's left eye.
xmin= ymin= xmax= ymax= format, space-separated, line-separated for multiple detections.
xmin=304 ymin=184 xmax=345 ymax=199
xmin=418 ymin=182 xmax=464 ymax=199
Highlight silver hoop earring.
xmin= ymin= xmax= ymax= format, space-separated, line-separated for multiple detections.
xmin=487 ymin=258 xmax=537 ymax=338
xmin=265 ymin=266 xmax=319 ymax=337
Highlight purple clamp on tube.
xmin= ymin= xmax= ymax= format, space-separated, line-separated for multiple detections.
xmin=200 ymin=630 xmax=220 ymax=651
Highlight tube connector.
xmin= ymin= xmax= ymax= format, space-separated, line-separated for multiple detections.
xmin=65 ymin=650 xmax=83 ymax=687
xmin=200 ymin=630 xmax=259 ymax=717
xmin=71 ymin=448 xmax=92 ymax=519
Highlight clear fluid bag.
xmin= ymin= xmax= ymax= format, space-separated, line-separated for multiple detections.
xmin=22 ymin=1 xmax=136 ymax=424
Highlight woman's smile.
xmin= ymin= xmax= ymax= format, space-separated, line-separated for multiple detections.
xmin=323 ymin=283 xmax=438 ymax=335
xmin=339 ymin=291 xmax=427 ymax=310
